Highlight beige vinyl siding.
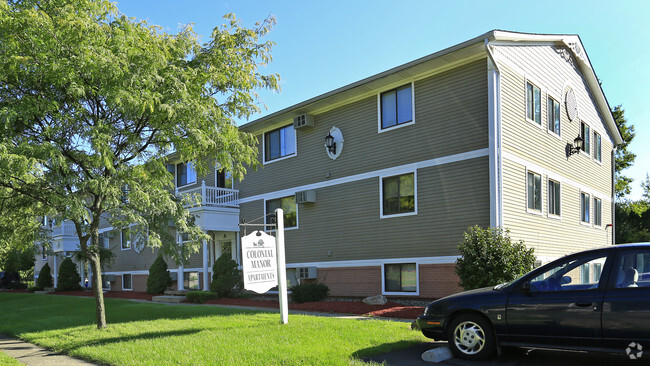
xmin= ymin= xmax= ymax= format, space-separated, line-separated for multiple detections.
xmin=106 ymin=233 xmax=162 ymax=272
xmin=496 ymin=44 xmax=613 ymax=255
xmin=239 ymin=59 xmax=488 ymax=198
xmin=239 ymin=157 xmax=490 ymax=263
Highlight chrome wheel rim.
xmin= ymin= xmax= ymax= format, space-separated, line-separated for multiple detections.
xmin=453 ymin=320 xmax=486 ymax=355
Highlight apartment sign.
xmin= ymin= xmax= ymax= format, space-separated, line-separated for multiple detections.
xmin=241 ymin=231 xmax=278 ymax=293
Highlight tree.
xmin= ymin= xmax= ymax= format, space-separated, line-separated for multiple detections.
xmin=612 ymin=105 xmax=636 ymax=200
xmin=615 ymin=174 xmax=650 ymax=244
xmin=57 ymin=257 xmax=82 ymax=291
xmin=36 ymin=262 xmax=53 ymax=290
xmin=0 ymin=0 xmax=279 ymax=328
xmin=146 ymin=254 xmax=172 ymax=294
xmin=210 ymin=254 xmax=242 ymax=297
xmin=455 ymin=226 xmax=536 ymax=290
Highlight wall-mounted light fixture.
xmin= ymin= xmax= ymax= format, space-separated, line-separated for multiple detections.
xmin=324 ymin=127 xmax=344 ymax=160
xmin=325 ymin=132 xmax=336 ymax=155
xmin=567 ymin=135 xmax=584 ymax=157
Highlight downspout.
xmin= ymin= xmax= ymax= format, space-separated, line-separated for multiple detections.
xmin=486 ymin=39 xmax=503 ymax=228
xmin=611 ymin=148 xmax=616 ymax=244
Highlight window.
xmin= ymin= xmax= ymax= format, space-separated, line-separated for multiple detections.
xmin=614 ymin=251 xmax=650 ymax=288
xmin=548 ymin=179 xmax=561 ymax=216
xmin=266 ymin=196 xmax=297 ymax=228
xmin=594 ymin=197 xmax=602 ymax=227
xmin=530 ymin=253 xmax=607 ymax=292
xmin=380 ymin=83 xmax=413 ymax=130
xmin=382 ymin=173 xmax=416 ymax=216
xmin=526 ymin=82 xmax=541 ymax=124
xmin=184 ymin=272 xmax=200 ymax=290
xmin=122 ymin=274 xmax=132 ymax=290
xmin=548 ymin=97 xmax=560 ymax=135
xmin=527 ymin=171 xmax=541 ymax=212
xmin=176 ymin=162 xmax=196 ymax=187
xmin=41 ymin=246 xmax=47 ymax=260
xmin=216 ymin=169 xmax=233 ymax=189
xmin=580 ymin=122 xmax=591 ymax=154
xmin=384 ymin=263 xmax=417 ymax=293
xmin=264 ymin=125 xmax=296 ymax=162
xmin=121 ymin=228 xmax=131 ymax=250
xmin=581 ymin=192 xmax=590 ymax=223
xmin=593 ymin=131 xmax=602 ymax=162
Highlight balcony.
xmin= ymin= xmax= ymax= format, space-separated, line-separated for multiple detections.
xmin=49 ymin=221 xmax=78 ymax=238
xmin=176 ymin=181 xmax=239 ymax=208
xmin=43 ymin=221 xmax=80 ymax=253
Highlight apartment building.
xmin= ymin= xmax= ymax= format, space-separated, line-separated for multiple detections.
xmin=35 ymin=30 xmax=622 ymax=299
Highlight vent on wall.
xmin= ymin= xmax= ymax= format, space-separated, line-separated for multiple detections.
xmin=293 ymin=114 xmax=314 ymax=129
xmin=295 ymin=190 xmax=316 ymax=204
xmin=297 ymin=267 xmax=317 ymax=279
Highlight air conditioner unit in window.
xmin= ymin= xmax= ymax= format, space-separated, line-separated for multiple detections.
xmin=295 ymin=190 xmax=316 ymax=204
xmin=297 ymin=267 xmax=317 ymax=280
xmin=293 ymin=114 xmax=314 ymax=129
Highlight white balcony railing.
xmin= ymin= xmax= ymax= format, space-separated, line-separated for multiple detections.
xmin=176 ymin=181 xmax=239 ymax=208
xmin=50 ymin=221 xmax=78 ymax=237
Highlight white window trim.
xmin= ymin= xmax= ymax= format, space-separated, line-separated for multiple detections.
xmin=175 ymin=161 xmax=197 ymax=189
xmin=524 ymin=78 xmax=544 ymax=128
xmin=120 ymin=228 xmax=131 ymax=251
xmin=593 ymin=196 xmax=603 ymax=228
xmin=122 ymin=273 xmax=133 ymax=291
xmin=214 ymin=166 xmax=234 ymax=189
xmin=546 ymin=94 xmax=562 ymax=139
xmin=264 ymin=196 xmax=299 ymax=231
xmin=547 ymin=178 xmax=562 ymax=220
xmin=381 ymin=261 xmax=420 ymax=296
xmin=580 ymin=191 xmax=591 ymax=226
xmin=379 ymin=170 xmax=418 ymax=219
xmin=593 ymin=131 xmax=603 ymax=165
xmin=262 ymin=124 xmax=297 ymax=165
xmin=525 ymin=169 xmax=543 ymax=215
xmin=377 ymin=81 xmax=416 ymax=134
xmin=580 ymin=122 xmax=592 ymax=157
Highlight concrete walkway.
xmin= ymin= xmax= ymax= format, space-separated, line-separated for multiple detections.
xmin=0 ymin=335 xmax=96 ymax=365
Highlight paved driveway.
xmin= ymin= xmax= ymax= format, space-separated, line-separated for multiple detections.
xmin=361 ymin=341 xmax=642 ymax=366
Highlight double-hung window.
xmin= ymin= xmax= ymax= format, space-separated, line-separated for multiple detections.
xmin=548 ymin=179 xmax=561 ymax=216
xmin=527 ymin=171 xmax=542 ymax=212
xmin=176 ymin=162 xmax=197 ymax=187
xmin=526 ymin=82 xmax=541 ymax=124
xmin=122 ymin=274 xmax=132 ymax=290
xmin=266 ymin=196 xmax=297 ymax=228
xmin=594 ymin=197 xmax=602 ymax=226
xmin=580 ymin=122 xmax=591 ymax=155
xmin=380 ymin=84 xmax=413 ymax=130
xmin=593 ymin=131 xmax=602 ymax=162
xmin=121 ymin=228 xmax=131 ymax=250
xmin=581 ymin=192 xmax=590 ymax=223
xmin=384 ymin=263 xmax=417 ymax=293
xmin=264 ymin=125 xmax=296 ymax=162
xmin=548 ymin=97 xmax=560 ymax=135
xmin=381 ymin=173 xmax=416 ymax=217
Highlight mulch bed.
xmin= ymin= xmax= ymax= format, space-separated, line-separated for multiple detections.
xmin=17 ymin=290 xmax=424 ymax=319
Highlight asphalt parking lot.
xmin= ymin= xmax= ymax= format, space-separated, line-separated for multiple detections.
xmin=361 ymin=341 xmax=643 ymax=366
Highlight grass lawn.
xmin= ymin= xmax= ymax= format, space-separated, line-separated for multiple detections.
xmin=0 ymin=351 xmax=21 ymax=366
xmin=0 ymin=293 xmax=427 ymax=365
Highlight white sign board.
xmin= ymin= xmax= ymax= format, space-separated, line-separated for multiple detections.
xmin=241 ymin=230 xmax=278 ymax=294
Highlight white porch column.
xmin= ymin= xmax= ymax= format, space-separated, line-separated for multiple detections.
xmin=79 ymin=260 xmax=85 ymax=288
xmin=202 ymin=238 xmax=209 ymax=291
xmin=52 ymin=255 xmax=58 ymax=288
xmin=177 ymin=236 xmax=184 ymax=290
xmin=235 ymin=232 xmax=241 ymax=265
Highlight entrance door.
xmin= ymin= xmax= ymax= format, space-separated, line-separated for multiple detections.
xmin=214 ymin=241 xmax=232 ymax=262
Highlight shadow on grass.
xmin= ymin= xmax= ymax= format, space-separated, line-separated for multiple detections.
xmin=353 ymin=341 xmax=439 ymax=365
xmin=352 ymin=340 xmax=429 ymax=359
xmin=56 ymin=328 xmax=205 ymax=353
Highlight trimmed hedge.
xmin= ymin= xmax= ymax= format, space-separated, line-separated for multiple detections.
xmin=210 ymin=254 xmax=242 ymax=297
xmin=36 ymin=263 xmax=53 ymax=290
xmin=147 ymin=254 xmax=172 ymax=294
xmin=290 ymin=282 xmax=330 ymax=303
xmin=57 ymin=257 xmax=82 ymax=291
xmin=185 ymin=291 xmax=219 ymax=304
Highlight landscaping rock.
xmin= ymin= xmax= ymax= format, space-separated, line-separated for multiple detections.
xmin=421 ymin=346 xmax=453 ymax=363
xmin=362 ymin=295 xmax=387 ymax=305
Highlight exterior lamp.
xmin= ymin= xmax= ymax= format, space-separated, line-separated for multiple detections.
xmin=567 ymin=135 xmax=584 ymax=157
xmin=325 ymin=132 xmax=336 ymax=154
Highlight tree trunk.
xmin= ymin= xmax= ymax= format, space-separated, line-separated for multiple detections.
xmin=90 ymin=251 xmax=107 ymax=329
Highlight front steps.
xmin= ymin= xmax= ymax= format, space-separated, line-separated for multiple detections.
xmin=152 ymin=289 xmax=189 ymax=303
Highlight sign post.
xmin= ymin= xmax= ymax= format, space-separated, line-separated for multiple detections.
xmin=275 ymin=208 xmax=289 ymax=324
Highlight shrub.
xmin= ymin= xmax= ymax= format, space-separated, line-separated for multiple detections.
xmin=146 ymin=254 xmax=172 ymax=295
xmin=455 ymin=225 xmax=536 ymax=290
xmin=36 ymin=262 xmax=53 ymax=290
xmin=210 ymin=254 xmax=242 ymax=297
xmin=57 ymin=257 xmax=82 ymax=291
xmin=186 ymin=291 xmax=219 ymax=304
xmin=290 ymin=282 xmax=330 ymax=303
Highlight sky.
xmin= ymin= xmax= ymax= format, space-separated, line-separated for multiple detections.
xmin=115 ymin=0 xmax=649 ymax=200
